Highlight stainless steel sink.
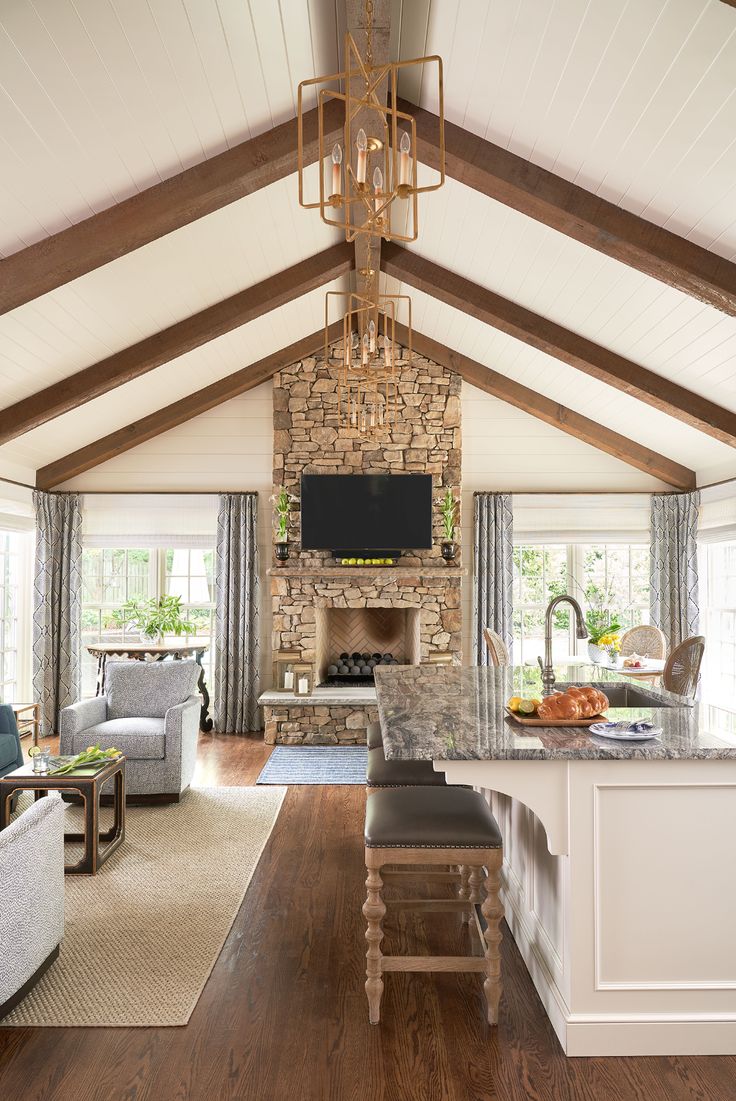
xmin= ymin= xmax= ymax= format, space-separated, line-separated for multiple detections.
xmin=555 ymin=683 xmax=676 ymax=708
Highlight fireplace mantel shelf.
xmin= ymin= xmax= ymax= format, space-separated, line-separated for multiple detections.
xmin=267 ymin=566 xmax=467 ymax=579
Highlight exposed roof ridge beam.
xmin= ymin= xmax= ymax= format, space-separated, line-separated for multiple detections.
xmin=399 ymin=97 xmax=736 ymax=317
xmin=382 ymin=242 xmax=736 ymax=447
xmin=398 ymin=323 xmax=695 ymax=491
xmin=0 ymin=243 xmax=353 ymax=444
xmin=0 ymin=99 xmax=343 ymax=315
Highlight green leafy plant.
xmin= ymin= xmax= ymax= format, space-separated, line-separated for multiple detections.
xmin=584 ymin=608 xmax=622 ymax=645
xmin=111 ymin=595 xmax=194 ymax=640
xmin=51 ymin=744 xmax=121 ymax=776
xmin=440 ymin=488 xmax=458 ymax=542
xmin=273 ymin=487 xmax=291 ymax=543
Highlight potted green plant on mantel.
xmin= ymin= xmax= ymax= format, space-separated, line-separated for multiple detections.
xmin=112 ymin=595 xmax=194 ymax=645
xmin=440 ymin=488 xmax=459 ymax=564
xmin=272 ymin=487 xmax=291 ymax=564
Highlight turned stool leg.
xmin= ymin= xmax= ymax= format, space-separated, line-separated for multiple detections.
xmin=482 ymin=859 xmax=504 ymax=1025
xmin=363 ymin=860 xmax=386 ymax=1024
xmin=468 ymin=864 xmax=484 ymax=911
xmin=458 ymin=864 xmax=471 ymax=923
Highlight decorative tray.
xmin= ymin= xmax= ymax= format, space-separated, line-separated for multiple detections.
xmin=504 ymin=708 xmax=608 ymax=728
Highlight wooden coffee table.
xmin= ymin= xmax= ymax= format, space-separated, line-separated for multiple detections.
xmin=0 ymin=757 xmax=126 ymax=875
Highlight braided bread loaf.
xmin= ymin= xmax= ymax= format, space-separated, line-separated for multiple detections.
xmin=536 ymin=686 xmax=609 ymax=722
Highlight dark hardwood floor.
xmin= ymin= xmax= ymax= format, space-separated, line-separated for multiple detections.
xmin=1 ymin=733 xmax=735 ymax=1101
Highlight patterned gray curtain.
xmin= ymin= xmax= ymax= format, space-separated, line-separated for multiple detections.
xmin=214 ymin=493 xmax=260 ymax=734
xmin=32 ymin=491 xmax=83 ymax=736
xmin=473 ymin=493 xmax=514 ymax=665
xmin=650 ymin=491 xmax=700 ymax=651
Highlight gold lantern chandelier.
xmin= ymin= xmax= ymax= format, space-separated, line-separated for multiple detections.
xmin=296 ymin=2 xmax=445 ymax=435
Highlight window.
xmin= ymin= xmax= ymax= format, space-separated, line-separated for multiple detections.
xmin=700 ymin=541 xmax=736 ymax=704
xmin=81 ymin=547 xmax=215 ymax=698
xmin=512 ymin=542 xmax=650 ymax=664
xmin=0 ymin=528 xmax=31 ymax=700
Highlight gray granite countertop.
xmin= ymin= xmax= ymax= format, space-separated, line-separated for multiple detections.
xmin=373 ymin=664 xmax=736 ymax=761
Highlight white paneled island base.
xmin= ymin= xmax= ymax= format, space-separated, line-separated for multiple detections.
xmin=439 ymin=756 xmax=736 ymax=1056
xmin=374 ymin=664 xmax=736 ymax=1057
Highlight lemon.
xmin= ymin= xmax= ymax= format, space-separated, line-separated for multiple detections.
xmin=28 ymin=745 xmax=41 ymax=757
xmin=518 ymin=699 xmax=536 ymax=715
xmin=507 ymin=696 xmax=522 ymax=712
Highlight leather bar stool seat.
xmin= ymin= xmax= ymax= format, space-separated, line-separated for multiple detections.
xmin=366 ymin=720 xmax=383 ymax=751
xmin=362 ymin=785 xmax=504 ymax=1026
xmin=366 ymin=745 xmax=446 ymax=788
xmin=365 ymin=786 xmax=501 ymax=849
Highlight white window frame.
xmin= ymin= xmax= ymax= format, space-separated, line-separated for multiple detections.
xmin=0 ymin=530 xmax=33 ymax=703
xmin=81 ymin=546 xmax=216 ymax=698
xmin=512 ymin=540 xmax=650 ymax=662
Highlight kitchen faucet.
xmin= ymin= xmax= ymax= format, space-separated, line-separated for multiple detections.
xmin=537 ymin=594 xmax=588 ymax=692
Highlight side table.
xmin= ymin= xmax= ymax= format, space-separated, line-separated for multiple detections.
xmin=0 ymin=757 xmax=126 ymax=875
xmin=11 ymin=702 xmax=41 ymax=748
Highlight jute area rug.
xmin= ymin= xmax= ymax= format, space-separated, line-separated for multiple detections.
xmin=2 ymin=786 xmax=286 ymax=1028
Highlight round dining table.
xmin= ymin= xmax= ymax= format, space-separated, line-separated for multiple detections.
xmin=86 ymin=642 xmax=213 ymax=731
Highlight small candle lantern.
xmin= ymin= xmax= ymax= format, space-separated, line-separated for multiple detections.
xmin=426 ymin=652 xmax=454 ymax=666
xmin=273 ymin=649 xmax=301 ymax=692
xmin=293 ymin=662 xmax=314 ymax=697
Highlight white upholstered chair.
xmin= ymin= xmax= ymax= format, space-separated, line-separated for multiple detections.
xmin=60 ymin=659 xmax=201 ymax=802
xmin=0 ymin=796 xmax=65 ymax=1020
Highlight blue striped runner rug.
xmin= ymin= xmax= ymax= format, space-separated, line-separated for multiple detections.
xmin=256 ymin=745 xmax=368 ymax=785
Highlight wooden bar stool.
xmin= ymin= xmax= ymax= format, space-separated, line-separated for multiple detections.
xmin=363 ymin=786 xmax=504 ymax=1025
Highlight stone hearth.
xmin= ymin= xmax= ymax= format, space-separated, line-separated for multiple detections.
xmin=266 ymin=566 xmax=463 ymax=745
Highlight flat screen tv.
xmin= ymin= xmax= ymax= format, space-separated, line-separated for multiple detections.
xmin=300 ymin=473 xmax=433 ymax=553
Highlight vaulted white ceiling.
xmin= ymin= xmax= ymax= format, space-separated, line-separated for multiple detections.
xmin=0 ymin=0 xmax=735 ymax=488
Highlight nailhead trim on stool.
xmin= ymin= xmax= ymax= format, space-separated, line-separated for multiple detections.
xmin=362 ymin=786 xmax=504 ymax=1027
xmin=366 ymin=745 xmax=446 ymax=788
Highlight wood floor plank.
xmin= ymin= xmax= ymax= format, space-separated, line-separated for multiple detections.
xmin=1 ymin=734 xmax=734 ymax=1101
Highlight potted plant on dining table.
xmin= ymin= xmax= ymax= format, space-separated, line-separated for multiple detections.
xmin=585 ymin=609 xmax=622 ymax=664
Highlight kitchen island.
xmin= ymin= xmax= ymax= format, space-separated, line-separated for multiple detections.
xmin=374 ymin=663 xmax=736 ymax=1056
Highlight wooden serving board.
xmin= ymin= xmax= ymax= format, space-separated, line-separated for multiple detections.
xmin=504 ymin=707 xmax=607 ymax=728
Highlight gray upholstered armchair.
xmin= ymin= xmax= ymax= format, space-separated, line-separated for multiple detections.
xmin=0 ymin=796 xmax=65 ymax=1020
xmin=60 ymin=660 xmax=201 ymax=802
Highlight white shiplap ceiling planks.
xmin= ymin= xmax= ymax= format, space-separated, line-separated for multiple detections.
xmin=0 ymin=0 xmax=340 ymax=255
xmin=1 ymin=279 xmax=345 ymax=471
xmin=0 ymin=0 xmax=734 ymax=490
xmin=421 ymin=0 xmax=736 ymax=259
xmin=0 ymin=163 xmax=340 ymax=408
xmin=402 ymin=170 xmax=736 ymax=413
xmin=383 ymin=277 xmax=736 ymax=481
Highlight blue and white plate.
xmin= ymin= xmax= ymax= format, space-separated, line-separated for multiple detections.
xmin=589 ymin=721 xmax=662 ymax=741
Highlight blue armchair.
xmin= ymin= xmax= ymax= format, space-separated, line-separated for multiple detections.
xmin=0 ymin=705 xmax=24 ymax=782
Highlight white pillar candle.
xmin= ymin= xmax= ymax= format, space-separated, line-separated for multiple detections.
xmin=372 ymin=166 xmax=383 ymax=213
xmin=331 ymin=143 xmax=342 ymax=197
xmin=298 ymin=676 xmax=309 ymax=694
xmin=356 ymin=128 xmax=368 ymax=184
xmin=283 ymin=669 xmax=294 ymax=690
xmin=399 ymin=131 xmax=411 ymax=187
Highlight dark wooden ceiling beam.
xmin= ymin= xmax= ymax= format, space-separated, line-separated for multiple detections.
xmin=0 ymin=99 xmax=343 ymax=315
xmin=35 ymin=323 xmax=341 ymax=489
xmin=401 ymin=98 xmax=736 ymax=317
xmin=383 ymin=243 xmax=736 ymax=447
xmin=0 ymin=243 xmax=352 ymax=445
xmin=399 ymin=324 xmax=695 ymax=491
